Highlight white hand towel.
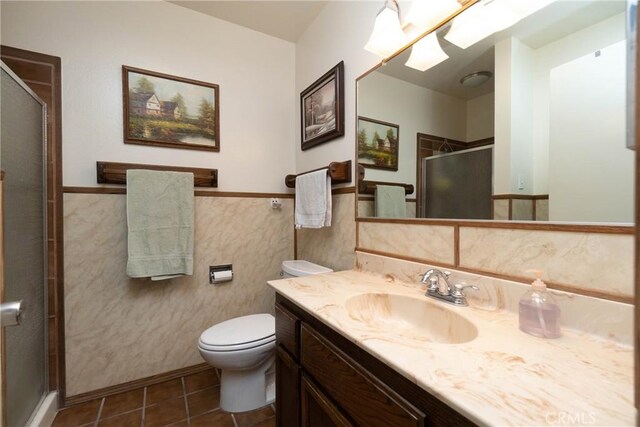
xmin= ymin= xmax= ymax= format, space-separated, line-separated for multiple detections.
xmin=295 ymin=169 xmax=332 ymax=228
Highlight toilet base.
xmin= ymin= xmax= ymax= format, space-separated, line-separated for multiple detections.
xmin=219 ymin=355 xmax=275 ymax=413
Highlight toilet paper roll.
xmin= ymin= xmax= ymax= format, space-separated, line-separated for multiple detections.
xmin=212 ymin=270 xmax=233 ymax=283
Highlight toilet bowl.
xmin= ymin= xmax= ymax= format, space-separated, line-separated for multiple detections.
xmin=198 ymin=260 xmax=332 ymax=413
xmin=198 ymin=313 xmax=276 ymax=413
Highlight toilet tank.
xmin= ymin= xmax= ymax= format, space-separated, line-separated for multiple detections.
xmin=281 ymin=260 xmax=333 ymax=278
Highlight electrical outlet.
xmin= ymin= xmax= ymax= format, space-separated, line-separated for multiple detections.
xmin=270 ymin=198 xmax=282 ymax=209
xmin=517 ymin=174 xmax=525 ymax=190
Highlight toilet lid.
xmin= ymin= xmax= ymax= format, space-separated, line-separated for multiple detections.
xmin=199 ymin=314 xmax=275 ymax=349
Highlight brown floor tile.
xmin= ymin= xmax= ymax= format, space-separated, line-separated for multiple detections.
xmin=52 ymin=399 xmax=102 ymax=427
xmin=186 ymin=386 xmax=221 ymax=417
xmin=144 ymin=396 xmax=187 ymax=427
xmin=164 ymin=421 xmax=189 ymax=427
xmin=234 ymin=406 xmax=275 ymax=427
xmin=248 ymin=417 xmax=276 ymax=427
xmin=98 ymin=409 xmax=142 ymax=427
xmin=146 ymin=378 xmax=184 ymax=405
xmin=184 ymin=369 xmax=219 ymax=393
xmin=100 ymin=388 xmax=144 ymax=419
xmin=190 ymin=410 xmax=235 ymax=427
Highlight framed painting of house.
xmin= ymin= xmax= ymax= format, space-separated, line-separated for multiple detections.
xmin=300 ymin=61 xmax=344 ymax=150
xmin=357 ymin=116 xmax=399 ymax=171
xmin=123 ymin=66 xmax=219 ymax=151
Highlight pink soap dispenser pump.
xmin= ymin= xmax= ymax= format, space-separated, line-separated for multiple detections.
xmin=518 ymin=270 xmax=561 ymax=338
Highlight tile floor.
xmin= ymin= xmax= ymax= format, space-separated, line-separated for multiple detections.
xmin=52 ymin=368 xmax=276 ymax=427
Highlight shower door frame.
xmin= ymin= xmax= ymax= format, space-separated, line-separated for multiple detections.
xmin=0 ymin=46 xmax=65 ymax=408
xmin=1 ymin=60 xmax=49 ymax=426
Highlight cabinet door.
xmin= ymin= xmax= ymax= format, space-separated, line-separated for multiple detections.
xmin=301 ymin=325 xmax=424 ymax=427
xmin=276 ymin=346 xmax=300 ymax=427
xmin=301 ymin=375 xmax=353 ymax=427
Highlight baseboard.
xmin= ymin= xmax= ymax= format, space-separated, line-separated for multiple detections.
xmin=63 ymin=363 xmax=210 ymax=408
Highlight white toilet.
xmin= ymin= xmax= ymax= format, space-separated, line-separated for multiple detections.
xmin=197 ymin=260 xmax=332 ymax=413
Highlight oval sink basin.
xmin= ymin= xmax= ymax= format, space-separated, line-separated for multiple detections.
xmin=345 ymin=293 xmax=478 ymax=344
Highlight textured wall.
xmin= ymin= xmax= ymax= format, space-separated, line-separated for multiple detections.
xmin=64 ymin=193 xmax=293 ymax=396
xmin=296 ymin=192 xmax=356 ymax=272
xmin=357 ymin=221 xmax=633 ymax=301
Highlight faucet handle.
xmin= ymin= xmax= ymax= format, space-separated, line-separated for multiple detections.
xmin=452 ymin=283 xmax=479 ymax=298
xmin=443 ymin=271 xmax=451 ymax=279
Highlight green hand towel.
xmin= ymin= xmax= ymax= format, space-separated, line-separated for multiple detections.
xmin=126 ymin=169 xmax=194 ymax=280
xmin=375 ymin=185 xmax=407 ymax=218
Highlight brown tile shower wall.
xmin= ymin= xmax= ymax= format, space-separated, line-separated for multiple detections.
xmin=357 ymin=221 xmax=634 ymax=302
xmin=63 ymin=193 xmax=294 ymax=397
xmin=297 ymin=191 xmax=356 ymax=272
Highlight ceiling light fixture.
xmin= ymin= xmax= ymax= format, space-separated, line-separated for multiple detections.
xmin=364 ymin=0 xmax=408 ymax=58
xmin=405 ymin=32 xmax=449 ymax=71
xmin=444 ymin=0 xmax=553 ymax=49
xmin=460 ymin=71 xmax=493 ymax=88
xmin=406 ymin=0 xmax=462 ymax=32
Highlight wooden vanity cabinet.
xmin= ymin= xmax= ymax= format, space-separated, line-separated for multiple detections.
xmin=275 ymin=294 xmax=474 ymax=427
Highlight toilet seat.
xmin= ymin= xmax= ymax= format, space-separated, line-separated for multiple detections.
xmin=199 ymin=313 xmax=275 ymax=352
xmin=198 ymin=335 xmax=275 ymax=352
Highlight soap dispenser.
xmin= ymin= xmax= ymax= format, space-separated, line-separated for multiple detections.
xmin=518 ymin=270 xmax=561 ymax=338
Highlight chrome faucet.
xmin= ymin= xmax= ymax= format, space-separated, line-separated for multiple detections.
xmin=420 ymin=269 xmax=478 ymax=306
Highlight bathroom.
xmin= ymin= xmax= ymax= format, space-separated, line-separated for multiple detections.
xmin=0 ymin=0 xmax=637 ymax=426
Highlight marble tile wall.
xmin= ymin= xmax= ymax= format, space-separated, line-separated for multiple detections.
xmin=357 ymin=199 xmax=416 ymax=218
xmin=458 ymin=227 xmax=634 ymax=298
xmin=493 ymin=199 xmax=509 ymax=220
xmin=536 ymin=199 xmax=549 ymax=221
xmin=355 ymin=251 xmax=634 ymax=345
xmin=358 ymin=222 xmax=456 ymax=266
xmin=511 ymin=199 xmax=533 ymax=221
xmin=356 ymin=221 xmax=633 ymax=300
xmin=297 ymin=192 xmax=356 ymax=271
xmin=63 ymin=193 xmax=293 ymax=396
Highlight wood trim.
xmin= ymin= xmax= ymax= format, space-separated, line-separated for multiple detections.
xmin=492 ymin=194 xmax=549 ymax=200
xmin=332 ymin=186 xmax=356 ymax=195
xmin=96 ymin=161 xmax=218 ymax=187
xmin=532 ymin=199 xmax=537 ymax=222
xmin=63 ymin=363 xmax=210 ymax=407
xmin=285 ymin=160 xmax=353 ymax=188
xmin=355 ymin=248 xmax=633 ymax=304
xmin=63 ymin=186 xmax=295 ymax=199
xmin=63 ymin=187 xmax=126 ymax=195
xmin=453 ymin=225 xmax=460 ymax=267
xmin=356 ymin=217 xmax=634 ymax=235
xmin=508 ymin=198 xmax=513 ymax=220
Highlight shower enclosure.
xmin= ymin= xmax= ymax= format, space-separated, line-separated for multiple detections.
xmin=421 ymin=146 xmax=493 ymax=220
xmin=0 ymin=62 xmax=48 ymax=426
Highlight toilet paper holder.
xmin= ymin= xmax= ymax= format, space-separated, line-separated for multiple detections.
xmin=209 ymin=264 xmax=233 ymax=284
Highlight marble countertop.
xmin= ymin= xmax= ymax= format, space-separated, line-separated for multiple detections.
xmin=267 ymin=270 xmax=636 ymax=426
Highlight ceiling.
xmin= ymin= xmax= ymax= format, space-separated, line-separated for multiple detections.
xmin=168 ymin=1 xmax=328 ymax=42
xmin=376 ymin=0 xmax=626 ymax=100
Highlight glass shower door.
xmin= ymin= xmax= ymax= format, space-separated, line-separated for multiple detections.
xmin=0 ymin=64 xmax=47 ymax=426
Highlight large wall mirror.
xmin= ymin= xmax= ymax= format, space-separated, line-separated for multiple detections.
xmin=356 ymin=0 xmax=634 ymax=224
